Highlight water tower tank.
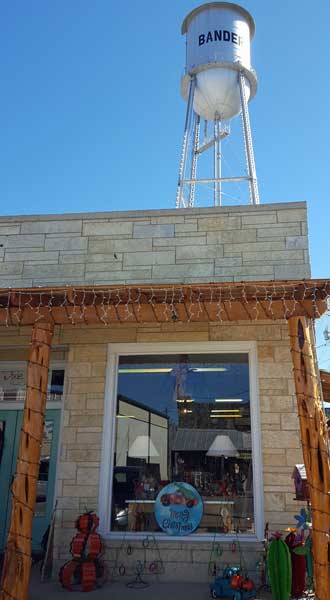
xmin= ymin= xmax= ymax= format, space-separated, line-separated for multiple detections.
xmin=181 ymin=2 xmax=257 ymax=121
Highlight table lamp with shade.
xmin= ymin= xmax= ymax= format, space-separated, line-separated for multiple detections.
xmin=128 ymin=435 xmax=159 ymax=463
xmin=206 ymin=435 xmax=239 ymax=481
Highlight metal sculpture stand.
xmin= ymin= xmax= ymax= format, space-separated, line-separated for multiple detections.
xmin=176 ymin=71 xmax=259 ymax=208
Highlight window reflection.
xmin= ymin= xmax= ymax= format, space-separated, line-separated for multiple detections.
xmin=35 ymin=420 xmax=53 ymax=516
xmin=111 ymin=354 xmax=254 ymax=535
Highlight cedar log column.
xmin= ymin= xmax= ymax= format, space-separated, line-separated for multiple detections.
xmin=0 ymin=321 xmax=54 ymax=600
xmin=289 ymin=316 xmax=330 ymax=600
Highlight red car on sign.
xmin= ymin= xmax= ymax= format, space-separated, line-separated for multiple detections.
xmin=160 ymin=491 xmax=198 ymax=509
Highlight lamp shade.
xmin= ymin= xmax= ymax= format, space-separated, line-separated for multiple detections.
xmin=128 ymin=435 xmax=159 ymax=458
xmin=206 ymin=435 xmax=239 ymax=458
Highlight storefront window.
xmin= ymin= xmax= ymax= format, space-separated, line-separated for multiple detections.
xmin=111 ymin=353 xmax=254 ymax=535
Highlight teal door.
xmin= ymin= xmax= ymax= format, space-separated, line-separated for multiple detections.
xmin=0 ymin=409 xmax=61 ymax=552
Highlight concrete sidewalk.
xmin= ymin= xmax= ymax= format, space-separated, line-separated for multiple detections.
xmin=29 ymin=568 xmax=273 ymax=600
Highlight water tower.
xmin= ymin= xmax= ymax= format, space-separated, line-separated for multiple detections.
xmin=176 ymin=2 xmax=259 ymax=208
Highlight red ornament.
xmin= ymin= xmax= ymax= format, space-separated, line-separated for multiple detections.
xmin=242 ymin=578 xmax=255 ymax=592
xmin=231 ymin=574 xmax=243 ymax=589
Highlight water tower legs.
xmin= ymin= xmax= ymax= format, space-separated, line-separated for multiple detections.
xmin=239 ymin=71 xmax=260 ymax=205
xmin=176 ymin=76 xmax=196 ymax=208
xmin=176 ymin=72 xmax=260 ymax=208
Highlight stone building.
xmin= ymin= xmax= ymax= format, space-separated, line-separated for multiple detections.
xmin=0 ymin=201 xmax=316 ymax=581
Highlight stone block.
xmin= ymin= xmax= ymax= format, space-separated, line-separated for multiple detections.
xmin=257 ymin=346 xmax=274 ymax=361
xmin=260 ymin=395 xmax=294 ymax=412
xmin=0 ymin=262 xmax=23 ymax=275
xmin=84 ymin=253 xmax=123 ymax=263
xmin=207 ymin=230 xmax=256 ymax=244
xmin=56 ymin=496 xmax=80 ymax=509
xmin=91 ymin=363 xmax=106 ymax=377
xmin=82 ymin=221 xmax=132 ymax=236
xmin=264 ymin=472 xmax=294 ymax=487
xmin=70 ymin=414 xmax=103 ymax=427
xmin=262 ymin=430 xmax=300 ymax=449
xmin=274 ymin=346 xmax=291 ymax=361
xmin=136 ymin=331 xmax=209 ymax=343
xmin=175 ymin=223 xmax=197 ymax=232
xmin=59 ymin=254 xmax=87 ymax=264
xmin=153 ymin=236 xmax=206 ymax=247
xmin=124 ymin=251 xmax=175 ymax=266
xmin=133 ymin=224 xmax=174 ymax=238
xmin=45 ymin=237 xmax=88 ymax=251
xmin=263 ymin=451 xmax=286 ymax=466
xmin=214 ymin=256 xmax=242 ymax=267
xmin=223 ymin=240 xmax=285 ymax=255
xmin=215 ymin=265 xmax=274 ymax=277
xmin=257 ymin=225 xmax=301 ymax=238
xmin=90 ymin=268 xmax=152 ymax=282
xmin=259 ymin=378 xmax=289 ymax=393
xmin=243 ymin=250 xmax=304 ymax=264
xmin=285 ymin=448 xmax=304 ymax=466
xmin=89 ymin=238 xmax=152 ymax=253
xmin=261 ymin=412 xmax=281 ymax=425
xmin=69 ymin=380 xmax=105 ymax=394
xmin=0 ymin=225 xmax=20 ymax=235
xmin=4 ymin=234 xmax=45 ymax=248
xmin=21 ymin=220 xmax=82 ymax=234
xmin=258 ymin=363 xmax=293 ymax=379
xmin=75 ymin=432 xmax=102 ymax=446
xmin=62 ymin=484 xmax=99 ymax=497
xmin=285 ymin=236 xmax=308 ymax=250
xmin=76 ymin=466 xmax=99 ymax=484
xmin=5 ymin=251 xmax=58 ymax=262
xmin=152 ymin=263 xmax=214 ymax=279
xmin=177 ymin=245 xmax=223 ymax=260
xmin=85 ymin=262 xmax=123 ymax=272
xmin=242 ymin=213 xmax=277 ymax=225
xmin=280 ymin=413 xmax=299 ymax=430
xmin=66 ymin=449 xmax=101 ymax=462
xmin=151 ymin=216 xmax=184 ymax=224
xmin=198 ymin=216 xmax=241 ymax=231
xmin=65 ymin=394 xmax=86 ymax=410
xmin=264 ymin=492 xmax=285 ymax=511
xmin=277 ymin=209 xmax=307 ymax=222
xmin=23 ymin=263 xmax=85 ymax=278
xmin=58 ymin=462 xmax=77 ymax=480
xmin=61 ymin=427 xmax=77 ymax=444
xmin=86 ymin=395 xmax=105 ymax=410
xmin=274 ymin=264 xmax=311 ymax=279
xmin=67 ymin=363 xmax=92 ymax=378
xmin=69 ymin=346 xmax=107 ymax=362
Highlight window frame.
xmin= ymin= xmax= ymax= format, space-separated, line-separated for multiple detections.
xmin=99 ymin=341 xmax=264 ymax=542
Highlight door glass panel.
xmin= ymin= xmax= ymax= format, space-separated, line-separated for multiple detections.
xmin=35 ymin=420 xmax=53 ymax=516
xmin=0 ymin=421 xmax=5 ymax=464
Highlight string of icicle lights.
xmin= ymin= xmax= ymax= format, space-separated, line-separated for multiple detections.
xmin=0 ymin=280 xmax=329 ymax=326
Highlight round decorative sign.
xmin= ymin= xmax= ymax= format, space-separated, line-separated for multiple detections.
xmin=154 ymin=482 xmax=203 ymax=536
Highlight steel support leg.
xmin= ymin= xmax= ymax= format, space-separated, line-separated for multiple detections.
xmin=189 ymin=113 xmax=200 ymax=207
xmin=176 ymin=76 xmax=196 ymax=208
xmin=239 ymin=71 xmax=259 ymax=205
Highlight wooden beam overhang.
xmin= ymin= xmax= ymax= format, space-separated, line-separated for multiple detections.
xmin=0 ymin=279 xmax=329 ymax=326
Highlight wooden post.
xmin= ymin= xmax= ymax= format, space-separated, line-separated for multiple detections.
xmin=0 ymin=321 xmax=54 ymax=600
xmin=289 ymin=316 xmax=330 ymax=600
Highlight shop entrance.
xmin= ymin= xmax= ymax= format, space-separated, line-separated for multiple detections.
xmin=0 ymin=408 xmax=60 ymax=552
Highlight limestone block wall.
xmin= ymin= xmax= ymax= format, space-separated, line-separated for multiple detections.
xmin=0 ymin=202 xmax=310 ymax=287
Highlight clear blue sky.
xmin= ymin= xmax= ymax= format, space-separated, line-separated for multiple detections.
xmin=0 ymin=1 xmax=329 ymax=360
